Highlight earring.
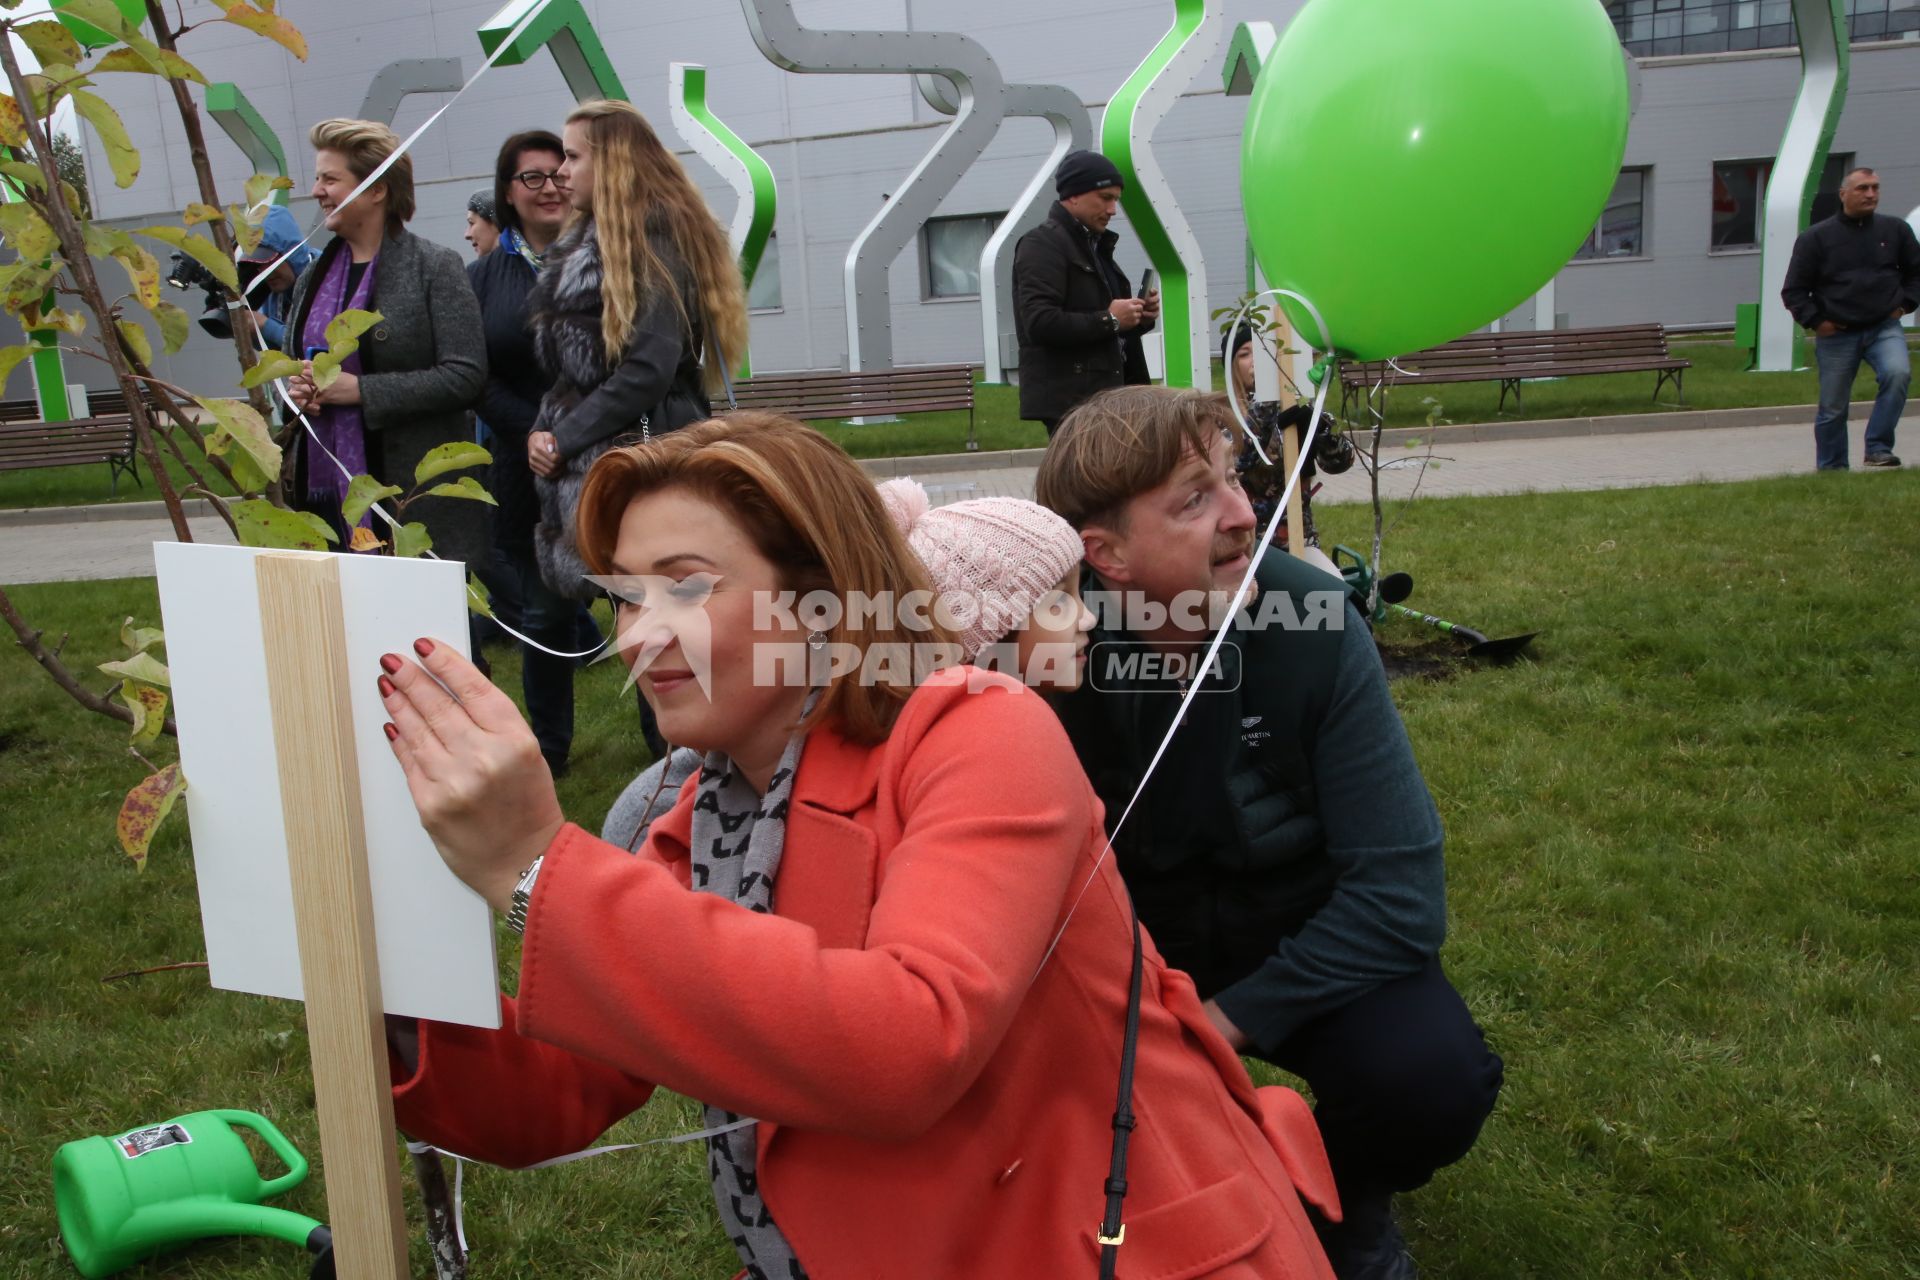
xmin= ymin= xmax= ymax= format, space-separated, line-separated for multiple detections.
xmin=807 ymin=630 xmax=828 ymax=651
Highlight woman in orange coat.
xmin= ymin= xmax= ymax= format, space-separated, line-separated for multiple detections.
xmin=376 ymin=413 xmax=1338 ymax=1279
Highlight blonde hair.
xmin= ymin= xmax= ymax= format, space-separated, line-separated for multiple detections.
xmin=1035 ymin=386 xmax=1232 ymax=532
xmin=576 ymin=414 xmax=957 ymax=745
xmin=308 ymin=118 xmax=412 ymax=235
xmin=566 ymin=100 xmax=749 ymax=392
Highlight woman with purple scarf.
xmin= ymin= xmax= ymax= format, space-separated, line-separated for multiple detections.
xmin=284 ymin=118 xmax=487 ymax=563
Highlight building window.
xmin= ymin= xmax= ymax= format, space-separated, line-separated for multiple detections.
xmin=1711 ymin=153 xmax=1852 ymax=252
xmin=1574 ymin=168 xmax=1650 ymax=260
xmin=922 ymin=214 xmax=1002 ymax=299
xmin=1606 ymin=0 xmax=1918 ymax=54
xmin=747 ymin=233 xmax=782 ymax=311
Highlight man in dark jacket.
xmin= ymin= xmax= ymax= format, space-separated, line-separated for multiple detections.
xmin=1012 ymin=150 xmax=1160 ymax=436
xmin=1781 ymin=166 xmax=1920 ymax=470
xmin=1036 ymin=386 xmax=1503 ymax=1280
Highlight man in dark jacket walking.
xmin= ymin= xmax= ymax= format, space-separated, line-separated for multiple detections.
xmin=1012 ymin=150 xmax=1160 ymax=436
xmin=1037 ymin=386 xmax=1503 ymax=1280
xmin=1781 ymin=166 xmax=1920 ymax=470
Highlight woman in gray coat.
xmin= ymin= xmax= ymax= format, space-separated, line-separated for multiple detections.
xmin=286 ymin=118 xmax=488 ymax=565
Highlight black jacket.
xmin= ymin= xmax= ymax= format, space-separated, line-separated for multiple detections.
xmin=468 ymin=246 xmax=549 ymax=551
xmin=283 ymin=228 xmax=487 ymax=564
xmin=1781 ymin=211 xmax=1920 ymax=331
xmin=1011 ymin=202 xmax=1153 ymax=422
xmin=1050 ymin=551 xmax=1447 ymax=1051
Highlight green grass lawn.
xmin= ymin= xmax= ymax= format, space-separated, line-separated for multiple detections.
xmin=3 ymin=471 xmax=1918 ymax=1277
xmin=6 ymin=331 xmax=1913 ymax=507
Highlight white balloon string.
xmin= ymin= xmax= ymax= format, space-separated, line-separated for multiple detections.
xmin=1033 ymin=343 xmax=1336 ymax=979
xmin=405 ymin=1116 xmax=756 ymax=1258
xmin=238 ymin=0 xmax=558 ymax=303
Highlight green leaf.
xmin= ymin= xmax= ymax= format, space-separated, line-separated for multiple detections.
xmin=85 ymin=45 xmax=207 ymax=83
xmin=309 ymin=350 xmax=342 ymax=391
xmin=0 ymin=344 xmax=37 ymax=394
xmin=465 ymin=572 xmax=494 ymax=619
xmin=118 ymin=680 xmax=169 ymax=746
xmin=413 ymin=441 xmax=491 ymax=486
xmin=116 ymin=318 xmax=151 ymax=367
xmin=25 ymin=71 xmax=92 ymax=119
xmin=323 ymin=307 xmax=380 ymax=353
xmin=150 ymin=299 xmax=189 ymax=354
xmin=99 ymin=651 xmax=171 ymax=688
xmin=0 ymin=95 xmax=27 ymax=148
xmin=189 ymin=394 xmax=281 ymax=481
xmin=137 ymin=225 xmax=236 ymax=291
xmin=423 ymin=476 xmax=497 ymax=506
xmin=223 ymin=445 xmax=273 ymax=495
xmin=182 ymin=202 xmax=224 ymax=226
xmin=0 ymin=203 xmax=57 ymax=262
xmin=0 ymin=159 xmax=48 ymax=192
xmin=14 ymin=21 xmax=84 ymax=69
xmin=70 ymin=88 xmax=138 ymax=188
xmin=232 ymin=498 xmax=337 ymax=550
xmin=111 ymin=241 xmax=161 ymax=308
xmin=393 ymin=521 xmax=432 ymax=559
xmin=118 ymin=763 xmax=187 ymax=870
xmin=242 ymin=172 xmax=292 ymax=211
xmin=57 ymin=0 xmax=182 ymax=78
xmin=218 ymin=3 xmax=309 ymax=60
xmin=240 ymin=350 xmax=304 ymax=389
xmin=226 ymin=204 xmax=264 ymax=253
xmin=341 ymin=473 xmax=403 ymax=527
xmin=120 ymin=616 xmax=165 ymax=654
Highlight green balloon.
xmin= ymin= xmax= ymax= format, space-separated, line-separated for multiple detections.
xmin=1243 ymin=0 xmax=1628 ymax=361
xmin=53 ymin=0 xmax=147 ymax=48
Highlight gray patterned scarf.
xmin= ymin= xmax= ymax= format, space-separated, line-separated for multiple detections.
xmin=688 ymin=728 xmax=810 ymax=1280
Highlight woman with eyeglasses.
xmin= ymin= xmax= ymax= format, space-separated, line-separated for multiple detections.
xmin=467 ymin=129 xmax=581 ymax=775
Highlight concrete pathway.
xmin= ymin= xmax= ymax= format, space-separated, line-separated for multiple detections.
xmin=0 ymin=415 xmax=1907 ymax=587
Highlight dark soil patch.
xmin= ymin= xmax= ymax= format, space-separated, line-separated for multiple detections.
xmin=1377 ymin=635 xmax=1468 ymax=682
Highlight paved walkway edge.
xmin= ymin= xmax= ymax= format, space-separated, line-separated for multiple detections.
xmin=0 ymin=399 xmax=1864 ymax=527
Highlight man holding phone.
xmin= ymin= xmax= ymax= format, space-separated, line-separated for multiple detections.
xmin=1011 ymin=150 xmax=1161 ymax=437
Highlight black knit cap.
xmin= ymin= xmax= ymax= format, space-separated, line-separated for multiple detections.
xmin=1055 ymin=149 xmax=1125 ymax=200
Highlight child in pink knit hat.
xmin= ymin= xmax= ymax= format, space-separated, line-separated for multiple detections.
xmin=877 ymin=478 xmax=1095 ymax=691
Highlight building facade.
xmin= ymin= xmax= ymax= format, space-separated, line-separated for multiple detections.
xmin=48 ymin=0 xmax=1920 ymax=399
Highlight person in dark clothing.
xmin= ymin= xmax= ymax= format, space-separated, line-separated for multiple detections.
xmin=1036 ymin=386 xmax=1503 ymax=1280
xmin=1011 ymin=149 xmax=1160 ymax=436
xmin=1230 ymin=324 xmax=1354 ymax=551
xmin=285 ymin=118 xmax=487 ymax=564
xmin=468 ymin=129 xmax=576 ymax=774
xmin=1780 ymin=166 xmax=1920 ymax=470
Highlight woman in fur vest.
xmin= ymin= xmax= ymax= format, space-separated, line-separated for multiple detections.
xmin=525 ymin=99 xmax=749 ymax=602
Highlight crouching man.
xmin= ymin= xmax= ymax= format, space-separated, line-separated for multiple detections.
xmin=1036 ymin=385 xmax=1504 ymax=1280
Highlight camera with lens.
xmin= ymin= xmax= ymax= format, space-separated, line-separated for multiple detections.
xmin=164 ymin=253 xmax=270 ymax=342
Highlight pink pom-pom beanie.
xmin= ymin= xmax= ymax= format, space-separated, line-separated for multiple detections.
xmin=876 ymin=478 xmax=1086 ymax=663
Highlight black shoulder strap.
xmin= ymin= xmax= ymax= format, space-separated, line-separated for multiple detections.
xmin=1097 ymin=904 xmax=1145 ymax=1279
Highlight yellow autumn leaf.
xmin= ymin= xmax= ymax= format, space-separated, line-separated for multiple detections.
xmin=118 ymin=763 xmax=187 ymax=870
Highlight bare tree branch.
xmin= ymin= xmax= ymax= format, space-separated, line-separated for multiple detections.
xmin=0 ymin=584 xmax=178 ymax=738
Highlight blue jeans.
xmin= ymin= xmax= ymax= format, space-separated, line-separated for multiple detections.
xmin=1813 ymin=319 xmax=1910 ymax=469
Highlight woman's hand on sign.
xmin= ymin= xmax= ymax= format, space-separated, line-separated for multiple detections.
xmin=378 ymin=638 xmax=565 ymax=914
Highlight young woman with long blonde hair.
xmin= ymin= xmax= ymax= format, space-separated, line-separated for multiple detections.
xmin=524 ymin=99 xmax=749 ymax=605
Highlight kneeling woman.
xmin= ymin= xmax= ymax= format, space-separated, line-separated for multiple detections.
xmin=377 ymin=413 xmax=1338 ymax=1279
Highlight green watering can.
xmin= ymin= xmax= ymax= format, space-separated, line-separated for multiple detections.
xmin=52 ymin=1109 xmax=334 ymax=1277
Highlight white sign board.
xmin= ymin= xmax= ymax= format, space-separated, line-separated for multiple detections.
xmin=154 ymin=543 xmax=500 ymax=1029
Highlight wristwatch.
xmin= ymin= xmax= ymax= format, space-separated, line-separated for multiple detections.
xmin=506 ymin=855 xmax=545 ymax=935
xmin=1102 ymin=310 xmax=1120 ymax=335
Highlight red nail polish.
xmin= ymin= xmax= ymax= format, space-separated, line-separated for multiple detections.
xmin=413 ymin=638 xmax=436 ymax=657
xmin=383 ymin=723 xmax=398 ymax=742
xmin=378 ymin=675 xmax=395 ymax=698
xmin=379 ymin=653 xmax=402 ymax=674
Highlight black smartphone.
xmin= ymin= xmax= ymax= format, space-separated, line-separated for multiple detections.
xmin=1140 ymin=267 xmax=1160 ymax=299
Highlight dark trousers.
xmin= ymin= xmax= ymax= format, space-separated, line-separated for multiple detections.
xmin=489 ymin=542 xmax=577 ymax=770
xmin=1258 ymin=959 xmax=1503 ymax=1203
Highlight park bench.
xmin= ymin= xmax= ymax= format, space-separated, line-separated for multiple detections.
xmin=1 ymin=387 xmax=157 ymax=421
xmin=0 ymin=414 xmax=140 ymax=493
xmin=1339 ymin=323 xmax=1690 ymax=418
xmin=731 ymin=363 xmax=980 ymax=449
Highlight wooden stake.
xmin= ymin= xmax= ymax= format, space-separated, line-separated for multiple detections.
xmin=256 ymin=553 xmax=410 ymax=1280
xmin=1265 ymin=309 xmax=1308 ymax=555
